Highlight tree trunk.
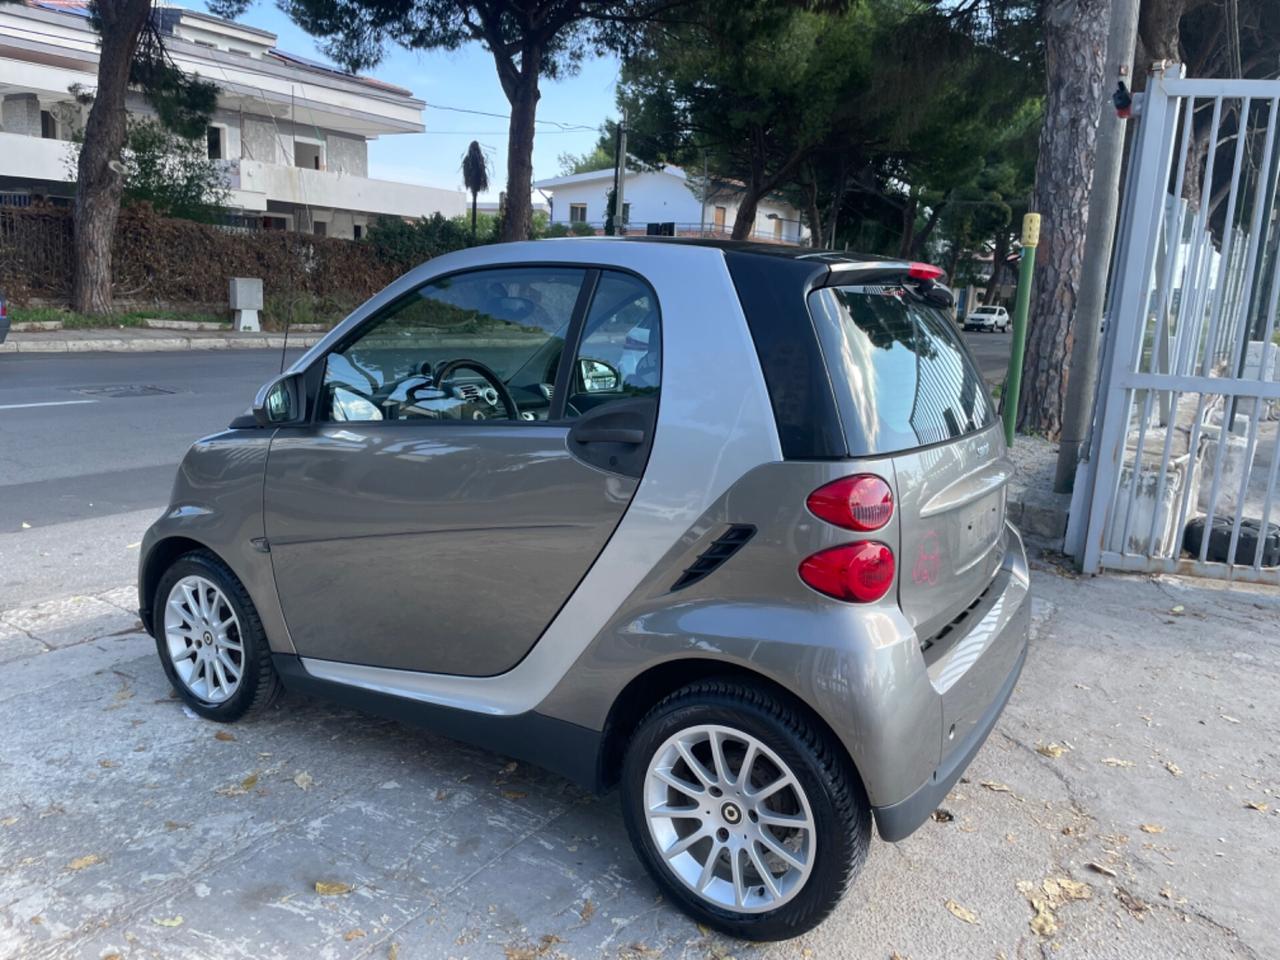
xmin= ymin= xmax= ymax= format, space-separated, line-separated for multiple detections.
xmin=499 ymin=55 xmax=540 ymax=243
xmin=985 ymin=230 xmax=1011 ymax=303
xmin=898 ymin=195 xmax=918 ymax=257
xmin=731 ymin=190 xmax=761 ymax=240
xmin=1016 ymin=0 xmax=1109 ymax=438
xmin=910 ymin=202 xmax=946 ymax=258
xmin=72 ymin=0 xmax=151 ymax=315
xmin=470 ymin=191 xmax=478 ymax=239
xmin=805 ymin=176 xmax=822 ymax=248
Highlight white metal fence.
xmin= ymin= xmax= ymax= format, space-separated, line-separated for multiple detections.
xmin=1071 ymin=66 xmax=1280 ymax=583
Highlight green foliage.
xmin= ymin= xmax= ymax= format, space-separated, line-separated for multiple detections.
xmin=365 ymin=212 xmax=477 ymax=263
xmin=545 ymin=222 xmax=571 ymax=238
xmin=116 ymin=119 xmax=230 ymax=223
xmin=8 ymin=304 xmax=226 ymax=329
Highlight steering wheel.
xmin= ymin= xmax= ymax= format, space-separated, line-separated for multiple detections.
xmin=432 ymin=358 xmax=521 ymax=420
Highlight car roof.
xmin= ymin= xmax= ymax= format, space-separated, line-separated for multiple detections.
xmin=615 ymin=235 xmax=908 ymax=269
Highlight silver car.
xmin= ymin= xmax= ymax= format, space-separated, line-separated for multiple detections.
xmin=140 ymin=239 xmax=1029 ymax=940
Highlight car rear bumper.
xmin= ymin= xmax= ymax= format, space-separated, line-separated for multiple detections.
xmin=871 ymin=523 xmax=1030 ymax=841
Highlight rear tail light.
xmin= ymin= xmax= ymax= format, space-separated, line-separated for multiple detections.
xmin=806 ymin=475 xmax=893 ymax=531
xmin=907 ymin=262 xmax=945 ymax=281
xmin=798 ymin=542 xmax=896 ymax=603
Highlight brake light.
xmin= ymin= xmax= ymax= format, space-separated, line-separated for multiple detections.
xmin=799 ymin=542 xmax=895 ymax=603
xmin=807 ymin=475 xmax=893 ymax=531
xmin=907 ymin=262 xmax=944 ymax=281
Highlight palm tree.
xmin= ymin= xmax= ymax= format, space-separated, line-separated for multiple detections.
xmin=461 ymin=141 xmax=490 ymax=241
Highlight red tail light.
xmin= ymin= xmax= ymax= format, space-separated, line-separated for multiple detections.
xmin=807 ymin=475 xmax=893 ymax=531
xmin=907 ymin=262 xmax=944 ymax=281
xmin=799 ymin=542 xmax=895 ymax=603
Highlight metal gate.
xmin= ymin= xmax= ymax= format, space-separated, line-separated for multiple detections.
xmin=1074 ymin=65 xmax=1280 ymax=584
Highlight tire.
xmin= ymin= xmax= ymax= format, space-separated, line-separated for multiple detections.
xmin=620 ymin=680 xmax=871 ymax=940
xmin=152 ymin=550 xmax=282 ymax=722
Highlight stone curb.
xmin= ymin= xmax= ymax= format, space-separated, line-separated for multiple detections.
xmin=1 ymin=334 xmax=324 ymax=354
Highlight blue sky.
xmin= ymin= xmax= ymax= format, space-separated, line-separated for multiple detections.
xmin=180 ymin=0 xmax=621 ymax=199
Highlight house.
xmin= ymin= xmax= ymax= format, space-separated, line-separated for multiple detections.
xmin=532 ymin=163 xmax=809 ymax=244
xmin=0 ymin=1 xmax=466 ymax=238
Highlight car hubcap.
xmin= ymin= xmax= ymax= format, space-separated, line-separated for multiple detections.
xmin=164 ymin=576 xmax=244 ymax=704
xmin=643 ymin=724 xmax=816 ymax=913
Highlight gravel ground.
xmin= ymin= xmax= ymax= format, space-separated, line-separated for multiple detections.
xmin=1 ymin=553 xmax=1277 ymax=960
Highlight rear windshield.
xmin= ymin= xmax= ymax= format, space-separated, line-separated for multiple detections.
xmin=808 ymin=285 xmax=996 ymax=455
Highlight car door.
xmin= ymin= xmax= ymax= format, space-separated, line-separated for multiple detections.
xmin=262 ymin=265 xmax=662 ymax=677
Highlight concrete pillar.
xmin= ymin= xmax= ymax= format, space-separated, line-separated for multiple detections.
xmin=1 ymin=94 xmax=42 ymax=137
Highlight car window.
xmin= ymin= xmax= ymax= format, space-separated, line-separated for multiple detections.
xmin=566 ymin=271 xmax=661 ymax=417
xmin=808 ymin=285 xmax=995 ymax=454
xmin=321 ymin=267 xmax=587 ymax=423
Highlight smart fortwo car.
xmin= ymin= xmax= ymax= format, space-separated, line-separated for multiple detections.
xmin=140 ymin=238 xmax=1029 ymax=940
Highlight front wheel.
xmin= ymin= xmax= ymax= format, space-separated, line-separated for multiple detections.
xmin=620 ymin=680 xmax=871 ymax=940
xmin=152 ymin=550 xmax=282 ymax=722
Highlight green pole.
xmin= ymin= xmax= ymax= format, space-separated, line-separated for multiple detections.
xmin=1003 ymin=212 xmax=1040 ymax=447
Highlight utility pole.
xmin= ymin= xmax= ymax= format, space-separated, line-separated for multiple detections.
xmin=614 ymin=108 xmax=628 ymax=237
xmin=1053 ymin=0 xmax=1142 ymax=492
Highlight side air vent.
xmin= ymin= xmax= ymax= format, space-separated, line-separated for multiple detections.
xmin=671 ymin=525 xmax=756 ymax=592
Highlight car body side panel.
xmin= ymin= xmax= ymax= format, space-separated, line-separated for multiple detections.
xmin=264 ymin=423 xmax=637 ymax=675
xmin=138 ymin=431 xmax=296 ymax=656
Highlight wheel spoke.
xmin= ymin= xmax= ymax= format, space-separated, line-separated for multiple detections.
xmin=746 ymin=772 xmax=795 ymax=804
xmin=674 ymin=740 xmax=715 ymax=789
xmin=756 ymin=831 xmax=806 ymax=871
xmin=729 ymin=846 xmax=746 ymax=908
xmin=663 ymin=826 xmax=709 ymax=859
xmin=707 ymin=730 xmax=730 ymax=785
xmin=757 ymin=809 xmax=810 ymax=830
xmin=736 ymin=742 xmax=758 ymax=789
xmin=211 ymin=657 xmax=230 ymax=697
xmin=653 ymin=767 xmax=704 ymax=799
xmin=216 ymin=649 xmax=241 ymax=681
xmin=696 ymin=842 xmax=722 ymax=891
xmin=747 ymin=842 xmax=782 ymax=900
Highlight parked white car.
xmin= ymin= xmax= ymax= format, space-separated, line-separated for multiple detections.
xmin=963 ymin=305 xmax=1010 ymax=332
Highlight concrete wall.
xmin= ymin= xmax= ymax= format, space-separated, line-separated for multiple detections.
xmin=1 ymin=93 xmax=42 ymax=137
xmin=325 ymin=132 xmax=367 ymax=177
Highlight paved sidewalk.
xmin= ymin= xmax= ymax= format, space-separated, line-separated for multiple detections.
xmin=1 ymin=560 xmax=1276 ymax=960
xmin=0 ymin=329 xmax=325 ymax=354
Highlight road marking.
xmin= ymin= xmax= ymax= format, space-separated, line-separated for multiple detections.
xmin=0 ymin=399 xmax=98 ymax=411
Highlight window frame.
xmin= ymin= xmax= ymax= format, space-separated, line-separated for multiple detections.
xmin=568 ymin=203 xmax=588 ymax=224
xmin=308 ymin=262 xmax=663 ymax=431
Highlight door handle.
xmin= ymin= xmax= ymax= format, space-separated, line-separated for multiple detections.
xmin=572 ymin=426 xmax=645 ymax=445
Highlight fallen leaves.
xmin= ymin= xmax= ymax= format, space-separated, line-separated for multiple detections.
xmin=579 ymin=898 xmax=596 ymax=922
xmin=1244 ymin=800 xmax=1269 ymax=812
xmin=388 ymin=944 xmax=399 ymax=960
xmin=68 ymin=854 xmax=102 ymax=871
xmin=314 ymin=881 xmax=353 ymax=896
xmin=294 ymin=771 xmax=314 ymax=791
xmin=944 ymin=899 xmax=979 ymax=924
xmin=215 ymin=772 xmax=260 ymax=797
xmin=502 ymin=790 xmax=528 ymax=801
xmin=1163 ymin=761 xmax=1183 ymax=777
xmin=343 ymin=929 xmax=366 ymax=941
xmin=1 ymin=817 xmax=18 ymax=827
xmin=214 ymin=730 xmax=236 ymax=742
xmin=1019 ymin=876 xmax=1092 ymax=937
xmin=1115 ymin=887 xmax=1148 ymax=918
xmin=1101 ymin=757 xmax=1135 ymax=768
xmin=1036 ymin=743 xmax=1068 ymax=759
xmin=152 ymin=916 xmax=184 ymax=927
xmin=98 ymin=759 xmax=117 ymax=769
xmin=980 ymin=780 xmax=1011 ymax=793
xmin=931 ymin=808 xmax=955 ymax=823
xmin=1139 ymin=823 xmax=1165 ymax=834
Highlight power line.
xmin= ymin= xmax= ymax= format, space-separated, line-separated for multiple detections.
xmin=426 ymin=102 xmax=598 ymax=132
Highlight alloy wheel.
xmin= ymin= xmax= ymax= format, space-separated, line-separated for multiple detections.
xmin=163 ymin=575 xmax=245 ymax=703
xmin=643 ymin=723 xmax=816 ymax=913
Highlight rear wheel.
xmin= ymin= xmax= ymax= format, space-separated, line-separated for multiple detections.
xmin=621 ymin=680 xmax=870 ymax=940
xmin=153 ymin=550 xmax=282 ymax=722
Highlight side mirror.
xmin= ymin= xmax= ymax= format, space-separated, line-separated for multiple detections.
xmin=252 ymin=372 xmax=305 ymax=426
xmin=579 ymin=358 xmax=621 ymax=393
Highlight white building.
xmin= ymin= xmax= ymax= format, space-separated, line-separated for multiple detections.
xmin=0 ymin=1 xmax=466 ymax=238
xmin=533 ymin=163 xmax=809 ymax=244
